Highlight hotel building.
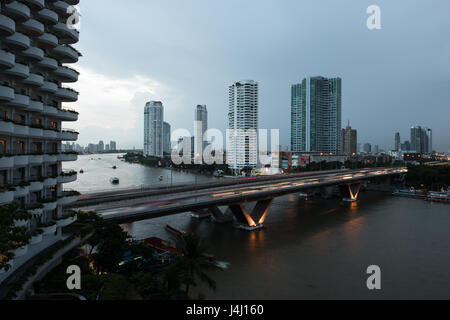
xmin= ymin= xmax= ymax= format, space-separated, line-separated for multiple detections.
xmin=0 ymin=0 xmax=81 ymax=284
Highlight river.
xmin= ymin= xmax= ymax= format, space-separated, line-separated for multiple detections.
xmin=65 ymin=154 xmax=450 ymax=299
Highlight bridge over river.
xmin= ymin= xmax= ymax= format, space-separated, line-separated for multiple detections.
xmin=72 ymin=167 xmax=407 ymax=230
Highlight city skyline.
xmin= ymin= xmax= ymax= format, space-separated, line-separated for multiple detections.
xmin=70 ymin=1 xmax=449 ymax=152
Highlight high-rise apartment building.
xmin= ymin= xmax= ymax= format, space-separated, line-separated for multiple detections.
xmin=163 ymin=121 xmax=171 ymax=155
xmin=227 ymin=80 xmax=258 ymax=173
xmin=144 ymin=101 xmax=164 ymax=157
xmin=194 ymin=105 xmax=207 ymax=158
xmin=0 ymin=0 xmax=81 ymax=283
xmin=342 ymin=122 xmax=357 ymax=156
xmin=110 ymin=141 xmax=117 ymax=151
xmin=98 ymin=140 xmax=104 ymax=152
xmin=291 ymin=76 xmax=342 ymax=154
xmin=410 ymin=126 xmax=433 ymax=154
xmin=395 ymin=132 xmax=401 ymax=151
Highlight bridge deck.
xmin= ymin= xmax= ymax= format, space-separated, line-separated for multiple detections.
xmin=76 ymin=168 xmax=406 ymax=224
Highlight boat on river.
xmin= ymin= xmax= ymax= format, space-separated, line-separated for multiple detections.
xmin=393 ymin=189 xmax=427 ymax=199
xmin=110 ymin=177 xmax=120 ymax=184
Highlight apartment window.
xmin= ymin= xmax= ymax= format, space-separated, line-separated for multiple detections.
xmin=0 ymin=139 xmax=7 ymax=154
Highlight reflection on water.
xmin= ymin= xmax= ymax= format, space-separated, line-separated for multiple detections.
xmin=63 ymin=153 xmax=220 ymax=194
xmin=124 ymin=192 xmax=450 ymax=300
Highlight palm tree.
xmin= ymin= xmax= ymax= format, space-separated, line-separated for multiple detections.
xmin=172 ymin=233 xmax=222 ymax=298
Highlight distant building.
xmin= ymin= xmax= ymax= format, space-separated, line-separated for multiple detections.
xmin=98 ymin=140 xmax=104 ymax=152
xmin=105 ymin=144 xmax=110 ymax=152
xmin=342 ymin=122 xmax=357 ymax=156
xmin=194 ymin=105 xmax=208 ymax=159
xmin=163 ymin=122 xmax=171 ymax=155
xmin=395 ymin=132 xmax=401 ymax=151
xmin=290 ymin=76 xmax=342 ymax=155
xmin=363 ymin=143 xmax=372 ymax=154
xmin=227 ymin=80 xmax=259 ymax=173
xmin=144 ymin=101 xmax=164 ymax=157
xmin=110 ymin=141 xmax=117 ymax=151
xmin=410 ymin=126 xmax=432 ymax=154
xmin=373 ymin=145 xmax=379 ymax=154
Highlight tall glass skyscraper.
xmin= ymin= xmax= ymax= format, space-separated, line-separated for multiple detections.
xmin=194 ymin=105 xmax=207 ymax=158
xmin=291 ymin=76 xmax=342 ymax=154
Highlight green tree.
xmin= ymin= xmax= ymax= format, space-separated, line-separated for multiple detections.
xmin=172 ymin=233 xmax=222 ymax=298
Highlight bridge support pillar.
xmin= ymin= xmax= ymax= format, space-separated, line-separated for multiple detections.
xmin=229 ymin=198 xmax=274 ymax=231
xmin=209 ymin=206 xmax=234 ymax=223
xmin=340 ymin=182 xmax=361 ymax=202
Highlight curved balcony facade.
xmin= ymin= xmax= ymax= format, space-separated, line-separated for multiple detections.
xmin=0 ymin=0 xmax=81 ymax=283
xmin=0 ymin=14 xmax=16 ymax=37
xmin=0 ymin=50 xmax=15 ymax=69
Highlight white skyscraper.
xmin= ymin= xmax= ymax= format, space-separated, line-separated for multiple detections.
xmin=194 ymin=105 xmax=207 ymax=159
xmin=0 ymin=0 xmax=81 ymax=284
xmin=144 ymin=101 xmax=164 ymax=157
xmin=227 ymin=80 xmax=258 ymax=173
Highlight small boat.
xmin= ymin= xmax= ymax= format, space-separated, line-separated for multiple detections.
xmin=112 ymin=166 xmax=117 ymax=169
xmin=79 ymin=169 xmax=84 ymax=174
xmin=158 ymin=175 xmax=164 ymax=181
xmin=144 ymin=237 xmax=180 ymax=254
xmin=165 ymin=224 xmax=186 ymax=236
xmin=393 ymin=189 xmax=426 ymax=199
xmin=110 ymin=177 xmax=120 ymax=184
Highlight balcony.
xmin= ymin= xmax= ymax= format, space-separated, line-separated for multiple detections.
xmin=58 ymin=129 xmax=79 ymax=141
xmin=43 ymin=177 xmax=57 ymax=187
xmin=0 ymin=50 xmax=15 ymax=69
xmin=29 ymin=181 xmax=44 ymax=192
xmin=0 ymin=85 xmax=15 ymax=102
xmin=56 ymin=213 xmax=78 ymax=227
xmin=37 ymin=57 xmax=57 ymax=70
xmin=43 ymin=129 xmax=58 ymax=139
xmin=29 ymin=126 xmax=44 ymax=138
xmin=7 ymin=93 xmax=30 ymax=109
xmin=0 ymin=14 xmax=15 ymax=37
xmin=39 ymin=81 xmax=58 ymax=93
xmin=4 ymin=32 xmax=30 ymax=51
xmin=14 ymin=155 xmax=29 ymax=166
xmin=51 ymin=44 xmax=80 ymax=63
xmin=54 ymin=87 xmax=78 ymax=102
xmin=14 ymin=185 xmax=29 ymax=198
xmin=20 ymin=46 xmax=44 ymax=62
xmin=0 ymin=120 xmax=15 ymax=135
xmin=52 ymin=1 xmax=70 ymax=16
xmin=4 ymin=63 xmax=29 ymax=79
xmin=43 ymin=104 xmax=58 ymax=115
xmin=22 ymin=0 xmax=45 ymax=10
xmin=29 ymin=100 xmax=44 ymax=112
xmin=12 ymin=244 xmax=29 ymax=258
xmin=28 ymin=206 xmax=44 ymax=216
xmin=14 ymin=123 xmax=30 ymax=136
xmin=42 ymin=199 xmax=57 ymax=211
xmin=53 ymin=23 xmax=79 ymax=44
xmin=37 ymin=32 xmax=58 ymax=48
xmin=57 ymin=191 xmax=80 ymax=206
xmin=22 ymin=73 xmax=44 ymax=87
xmin=58 ymin=152 xmax=78 ymax=162
xmin=53 ymin=66 xmax=79 ymax=82
xmin=30 ymin=232 xmax=43 ymax=245
xmin=57 ymin=109 xmax=78 ymax=121
xmin=41 ymin=222 xmax=57 ymax=235
xmin=36 ymin=9 xmax=58 ymax=25
xmin=28 ymin=154 xmax=44 ymax=164
xmin=58 ymin=170 xmax=77 ymax=183
xmin=44 ymin=154 xmax=58 ymax=162
xmin=20 ymin=18 xmax=44 ymax=36
xmin=4 ymin=1 xmax=31 ymax=22
xmin=0 ymin=156 xmax=14 ymax=168
xmin=0 ymin=191 xmax=14 ymax=205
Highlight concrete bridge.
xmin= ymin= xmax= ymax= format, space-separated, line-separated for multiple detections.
xmin=74 ymin=167 xmax=407 ymax=231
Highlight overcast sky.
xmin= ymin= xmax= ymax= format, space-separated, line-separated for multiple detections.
xmin=71 ymin=0 xmax=450 ymax=152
